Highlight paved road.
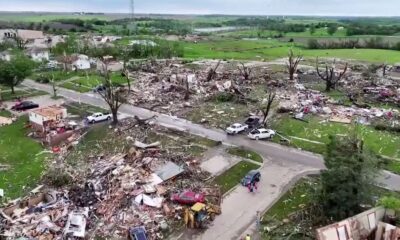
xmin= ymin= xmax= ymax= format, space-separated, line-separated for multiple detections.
xmin=193 ymin=161 xmax=319 ymax=240
xmin=23 ymin=79 xmax=400 ymax=239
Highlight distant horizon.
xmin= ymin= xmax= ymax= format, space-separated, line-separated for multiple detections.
xmin=1 ymin=0 xmax=400 ymax=17
xmin=0 ymin=10 xmax=399 ymax=18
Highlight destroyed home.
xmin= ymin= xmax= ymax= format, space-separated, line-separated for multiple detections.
xmin=71 ymin=54 xmax=91 ymax=70
xmin=29 ymin=105 xmax=68 ymax=132
xmin=316 ymin=207 xmax=400 ymax=240
xmin=0 ymin=29 xmax=44 ymax=42
xmin=25 ymin=47 xmax=50 ymax=62
xmin=2 ymin=4 xmax=400 ymax=240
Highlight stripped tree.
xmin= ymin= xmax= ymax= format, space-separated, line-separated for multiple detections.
xmin=184 ymin=74 xmax=190 ymax=100
xmin=238 ymin=62 xmax=252 ymax=80
xmin=286 ymin=49 xmax=302 ymax=81
xmin=206 ymin=60 xmax=221 ymax=81
xmin=381 ymin=62 xmax=388 ymax=76
xmin=260 ymin=89 xmax=276 ymax=125
xmin=316 ymin=57 xmax=348 ymax=92
xmin=97 ymin=62 xmax=124 ymax=125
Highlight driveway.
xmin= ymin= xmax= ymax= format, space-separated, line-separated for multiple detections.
xmin=5 ymin=95 xmax=65 ymax=117
xmin=179 ymin=159 xmax=319 ymax=240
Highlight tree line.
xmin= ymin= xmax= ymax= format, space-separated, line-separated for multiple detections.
xmin=307 ymin=37 xmax=400 ymax=51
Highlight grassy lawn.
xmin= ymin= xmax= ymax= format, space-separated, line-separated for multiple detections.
xmin=61 ymin=73 xmax=127 ymax=93
xmin=60 ymin=82 xmax=90 ymax=93
xmin=271 ymin=114 xmax=400 ymax=159
xmin=227 ymin=147 xmax=263 ymax=163
xmin=213 ymin=161 xmax=260 ymax=194
xmin=183 ymin=39 xmax=400 ymax=63
xmin=32 ymin=70 xmax=82 ymax=82
xmin=265 ymin=177 xmax=317 ymax=221
xmin=0 ymin=116 xmax=49 ymax=201
xmin=0 ymin=89 xmax=48 ymax=101
xmin=0 ymin=110 xmax=12 ymax=117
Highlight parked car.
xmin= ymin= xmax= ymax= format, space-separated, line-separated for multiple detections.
xmin=247 ymin=128 xmax=276 ymax=140
xmin=171 ymin=191 xmax=205 ymax=205
xmin=129 ymin=226 xmax=147 ymax=240
xmin=86 ymin=112 xmax=112 ymax=124
xmin=11 ymin=101 xmax=39 ymax=111
xmin=226 ymin=123 xmax=248 ymax=135
xmin=93 ymin=85 xmax=107 ymax=93
xmin=244 ymin=116 xmax=260 ymax=128
xmin=241 ymin=170 xmax=261 ymax=186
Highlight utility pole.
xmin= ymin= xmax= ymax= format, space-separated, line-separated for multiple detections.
xmin=130 ymin=0 xmax=135 ymax=20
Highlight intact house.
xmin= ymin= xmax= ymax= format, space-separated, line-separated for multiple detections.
xmin=316 ymin=207 xmax=400 ymax=240
xmin=29 ymin=105 xmax=68 ymax=133
xmin=26 ymin=48 xmax=50 ymax=62
xmin=71 ymin=54 xmax=91 ymax=70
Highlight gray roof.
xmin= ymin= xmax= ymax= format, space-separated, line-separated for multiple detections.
xmin=155 ymin=161 xmax=184 ymax=181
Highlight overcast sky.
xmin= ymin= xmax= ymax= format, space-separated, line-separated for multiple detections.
xmin=1 ymin=0 xmax=400 ymax=16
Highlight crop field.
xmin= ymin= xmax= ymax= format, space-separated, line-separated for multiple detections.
xmin=183 ymin=38 xmax=400 ymax=63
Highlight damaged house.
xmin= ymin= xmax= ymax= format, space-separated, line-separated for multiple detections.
xmin=316 ymin=207 xmax=400 ymax=240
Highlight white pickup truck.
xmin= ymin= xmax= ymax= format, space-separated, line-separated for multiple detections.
xmin=86 ymin=112 xmax=112 ymax=124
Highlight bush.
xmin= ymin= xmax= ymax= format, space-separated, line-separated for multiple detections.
xmin=377 ymin=196 xmax=400 ymax=210
xmin=374 ymin=123 xmax=400 ymax=133
xmin=33 ymin=73 xmax=51 ymax=83
xmin=213 ymin=92 xmax=235 ymax=103
xmin=42 ymin=167 xmax=73 ymax=187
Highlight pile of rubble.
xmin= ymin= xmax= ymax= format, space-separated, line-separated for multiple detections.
xmin=124 ymin=59 xmax=269 ymax=115
xmin=278 ymin=86 xmax=399 ymax=125
xmin=1 ymin=120 xmax=219 ymax=239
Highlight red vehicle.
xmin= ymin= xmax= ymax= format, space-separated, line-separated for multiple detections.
xmin=171 ymin=191 xmax=205 ymax=205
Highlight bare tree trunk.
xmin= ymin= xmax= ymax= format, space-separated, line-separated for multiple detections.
xmin=316 ymin=58 xmax=348 ymax=92
xmin=287 ymin=49 xmax=302 ymax=81
xmin=184 ymin=75 xmax=190 ymax=100
xmin=11 ymin=85 xmax=15 ymax=94
xmin=111 ymin=108 xmax=118 ymax=125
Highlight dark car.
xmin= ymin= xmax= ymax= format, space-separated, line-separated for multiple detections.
xmin=93 ymin=85 xmax=107 ymax=93
xmin=241 ymin=170 xmax=261 ymax=186
xmin=244 ymin=116 xmax=260 ymax=128
xmin=171 ymin=191 xmax=205 ymax=205
xmin=129 ymin=226 xmax=147 ymax=240
xmin=11 ymin=101 xmax=39 ymax=111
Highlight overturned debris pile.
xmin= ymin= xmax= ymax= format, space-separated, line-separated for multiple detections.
xmin=1 ymin=122 xmax=219 ymax=239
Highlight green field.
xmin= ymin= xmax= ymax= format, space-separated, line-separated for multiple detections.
xmin=183 ymin=39 xmax=400 ymax=63
xmin=0 ymin=116 xmax=49 ymax=201
xmin=222 ymin=28 xmax=347 ymax=38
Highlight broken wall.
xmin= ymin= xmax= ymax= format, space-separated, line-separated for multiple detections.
xmin=316 ymin=207 xmax=386 ymax=240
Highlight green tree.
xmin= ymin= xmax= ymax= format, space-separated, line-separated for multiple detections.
xmin=319 ymin=134 xmax=378 ymax=221
xmin=52 ymin=34 xmax=79 ymax=55
xmin=309 ymin=24 xmax=316 ymax=35
xmin=0 ymin=54 xmax=35 ymax=94
xmin=327 ymin=25 xmax=337 ymax=36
